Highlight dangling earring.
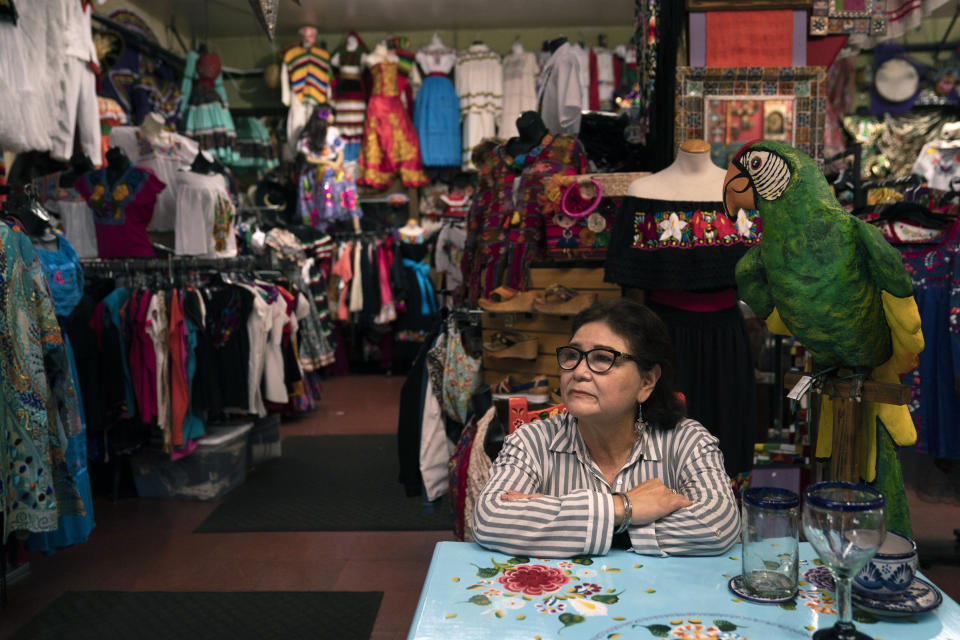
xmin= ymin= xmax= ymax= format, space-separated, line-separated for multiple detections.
xmin=634 ymin=403 xmax=647 ymax=438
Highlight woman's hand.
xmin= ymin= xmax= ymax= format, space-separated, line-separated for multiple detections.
xmin=625 ymin=478 xmax=693 ymax=526
xmin=501 ymin=490 xmax=544 ymax=501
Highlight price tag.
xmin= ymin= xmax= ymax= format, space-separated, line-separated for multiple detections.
xmin=786 ymin=375 xmax=814 ymax=401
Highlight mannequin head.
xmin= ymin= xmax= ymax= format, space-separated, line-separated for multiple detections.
xmin=105 ymin=146 xmax=130 ymax=172
xmin=299 ymin=26 xmax=317 ymax=47
xmin=346 ymin=34 xmax=358 ymax=51
xmin=140 ymin=112 xmax=166 ymax=142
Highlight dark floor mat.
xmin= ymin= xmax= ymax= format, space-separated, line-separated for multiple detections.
xmin=11 ymin=591 xmax=382 ymax=640
xmin=195 ymin=435 xmax=452 ymax=533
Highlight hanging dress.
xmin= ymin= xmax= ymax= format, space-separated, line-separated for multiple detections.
xmin=358 ymin=59 xmax=429 ymax=189
xmin=331 ymin=32 xmax=368 ymax=163
xmin=180 ymin=51 xmax=238 ymax=163
xmin=413 ymin=44 xmax=461 ymax=167
xmin=27 ymin=234 xmax=95 ymax=554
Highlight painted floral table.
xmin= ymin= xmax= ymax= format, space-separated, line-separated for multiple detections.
xmin=407 ymin=542 xmax=960 ymax=640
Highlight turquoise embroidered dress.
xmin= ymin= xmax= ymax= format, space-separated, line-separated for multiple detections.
xmin=0 ymin=222 xmax=84 ymax=539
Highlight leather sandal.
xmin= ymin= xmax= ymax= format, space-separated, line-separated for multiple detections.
xmin=533 ymin=283 xmax=597 ymax=316
xmin=482 ymin=331 xmax=539 ymax=359
xmin=478 ymin=288 xmax=537 ymax=312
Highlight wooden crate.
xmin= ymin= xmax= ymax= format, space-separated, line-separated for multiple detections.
xmin=481 ymin=266 xmax=621 ymax=391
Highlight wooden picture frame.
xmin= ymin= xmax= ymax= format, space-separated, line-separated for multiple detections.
xmin=686 ymin=0 xmax=812 ymax=9
xmin=675 ymin=66 xmax=827 ymax=169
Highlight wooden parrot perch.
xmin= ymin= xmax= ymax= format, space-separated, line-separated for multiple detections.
xmin=783 ymin=372 xmax=910 ymax=481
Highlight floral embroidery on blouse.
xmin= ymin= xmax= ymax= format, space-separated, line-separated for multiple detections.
xmin=83 ymin=169 xmax=149 ymax=225
xmin=631 ymin=207 xmax=762 ymax=250
xmin=212 ymin=194 xmax=232 ymax=252
xmin=135 ymin=131 xmax=183 ymax=159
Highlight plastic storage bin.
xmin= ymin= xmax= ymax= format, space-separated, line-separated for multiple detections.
xmin=131 ymin=422 xmax=253 ymax=500
xmin=247 ymin=414 xmax=281 ymax=467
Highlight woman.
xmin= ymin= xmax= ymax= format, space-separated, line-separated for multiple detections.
xmin=473 ymin=298 xmax=740 ymax=557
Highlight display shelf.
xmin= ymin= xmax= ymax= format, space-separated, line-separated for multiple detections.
xmin=481 ymin=265 xmax=621 ymax=392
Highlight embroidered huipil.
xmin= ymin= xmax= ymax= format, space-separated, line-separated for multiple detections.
xmin=109 ymin=127 xmax=199 ymax=231
xmin=456 ymin=44 xmax=503 ymax=170
xmin=75 ymin=166 xmax=165 ymax=259
xmin=604 ymin=198 xmax=762 ymax=290
xmin=0 ymin=222 xmax=84 ymax=539
xmin=463 ymin=134 xmax=587 ymax=305
xmin=175 ymin=171 xmax=237 ymax=258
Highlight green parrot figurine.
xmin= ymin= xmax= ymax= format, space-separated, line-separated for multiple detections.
xmin=722 ymin=141 xmax=923 ymax=537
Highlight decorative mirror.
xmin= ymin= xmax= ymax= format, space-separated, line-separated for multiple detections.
xmin=809 ymin=0 xmax=887 ymax=36
xmin=675 ymin=66 xmax=828 ymax=168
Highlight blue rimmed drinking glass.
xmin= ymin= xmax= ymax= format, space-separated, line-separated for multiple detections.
xmin=742 ymin=487 xmax=800 ymax=600
xmin=803 ymin=481 xmax=886 ymax=640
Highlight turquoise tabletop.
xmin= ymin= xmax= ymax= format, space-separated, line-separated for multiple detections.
xmin=407 ymin=541 xmax=960 ymax=640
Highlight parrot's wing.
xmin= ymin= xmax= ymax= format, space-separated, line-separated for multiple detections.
xmin=736 ymin=245 xmax=773 ymax=316
xmin=855 ymin=219 xmax=914 ymax=298
xmin=735 ymin=245 xmax=791 ymax=336
xmin=854 ymin=220 xmax=923 ymax=480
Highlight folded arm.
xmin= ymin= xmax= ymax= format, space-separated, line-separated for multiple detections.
xmin=630 ymin=426 xmax=741 ymax=556
xmin=472 ymin=431 xmax=616 ymax=558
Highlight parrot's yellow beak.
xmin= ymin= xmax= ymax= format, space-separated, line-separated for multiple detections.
xmin=722 ymin=162 xmax=756 ymax=218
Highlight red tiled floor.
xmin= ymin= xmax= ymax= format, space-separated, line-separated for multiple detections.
xmin=3 ymin=375 xmax=959 ymax=639
xmin=0 ymin=375 xmax=455 ymax=640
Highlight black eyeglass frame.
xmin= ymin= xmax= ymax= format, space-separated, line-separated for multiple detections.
xmin=555 ymin=345 xmax=640 ymax=374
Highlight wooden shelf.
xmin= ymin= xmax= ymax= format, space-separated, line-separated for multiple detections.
xmin=481 ymin=265 xmax=620 ymax=390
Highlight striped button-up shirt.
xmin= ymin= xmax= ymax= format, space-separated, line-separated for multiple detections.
xmin=473 ymin=412 xmax=741 ymax=558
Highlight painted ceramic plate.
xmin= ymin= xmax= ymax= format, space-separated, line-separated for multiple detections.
xmin=852 ymin=576 xmax=943 ymax=617
xmin=727 ymin=574 xmax=797 ymax=604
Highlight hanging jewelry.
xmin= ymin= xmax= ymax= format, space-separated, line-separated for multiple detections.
xmin=634 ymin=403 xmax=648 ymax=439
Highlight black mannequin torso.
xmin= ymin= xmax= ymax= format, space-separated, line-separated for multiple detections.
xmin=545 ymin=36 xmax=567 ymax=54
xmin=505 ymin=111 xmax=549 ymax=157
xmin=105 ymin=147 xmax=131 ymax=185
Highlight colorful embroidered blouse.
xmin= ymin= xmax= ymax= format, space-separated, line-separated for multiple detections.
xmin=0 ymin=222 xmax=83 ymax=539
xmin=75 ymin=166 xmax=165 ymax=258
xmin=604 ymin=197 xmax=763 ymax=291
xmin=462 ymin=134 xmax=587 ymax=304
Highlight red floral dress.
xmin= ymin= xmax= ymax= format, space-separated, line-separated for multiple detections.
xmin=358 ymin=62 xmax=428 ymax=189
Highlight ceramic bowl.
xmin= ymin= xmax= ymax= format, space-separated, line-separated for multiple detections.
xmin=853 ymin=531 xmax=918 ymax=599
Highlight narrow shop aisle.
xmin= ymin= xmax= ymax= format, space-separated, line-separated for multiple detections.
xmin=1 ymin=375 xmax=456 ymax=640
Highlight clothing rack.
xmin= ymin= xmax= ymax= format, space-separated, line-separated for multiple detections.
xmin=79 ymin=255 xmax=263 ymax=278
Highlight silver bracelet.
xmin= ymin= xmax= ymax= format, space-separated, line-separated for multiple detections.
xmin=614 ymin=492 xmax=632 ymax=535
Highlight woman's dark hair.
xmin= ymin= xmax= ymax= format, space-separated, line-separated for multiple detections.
xmin=302 ymin=107 xmax=334 ymax=154
xmin=570 ymin=298 xmax=685 ymax=428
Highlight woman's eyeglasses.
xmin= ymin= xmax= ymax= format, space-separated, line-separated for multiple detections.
xmin=556 ymin=346 xmax=638 ymax=374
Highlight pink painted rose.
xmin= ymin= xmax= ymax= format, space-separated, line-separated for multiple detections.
xmin=497 ymin=564 xmax=570 ymax=596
